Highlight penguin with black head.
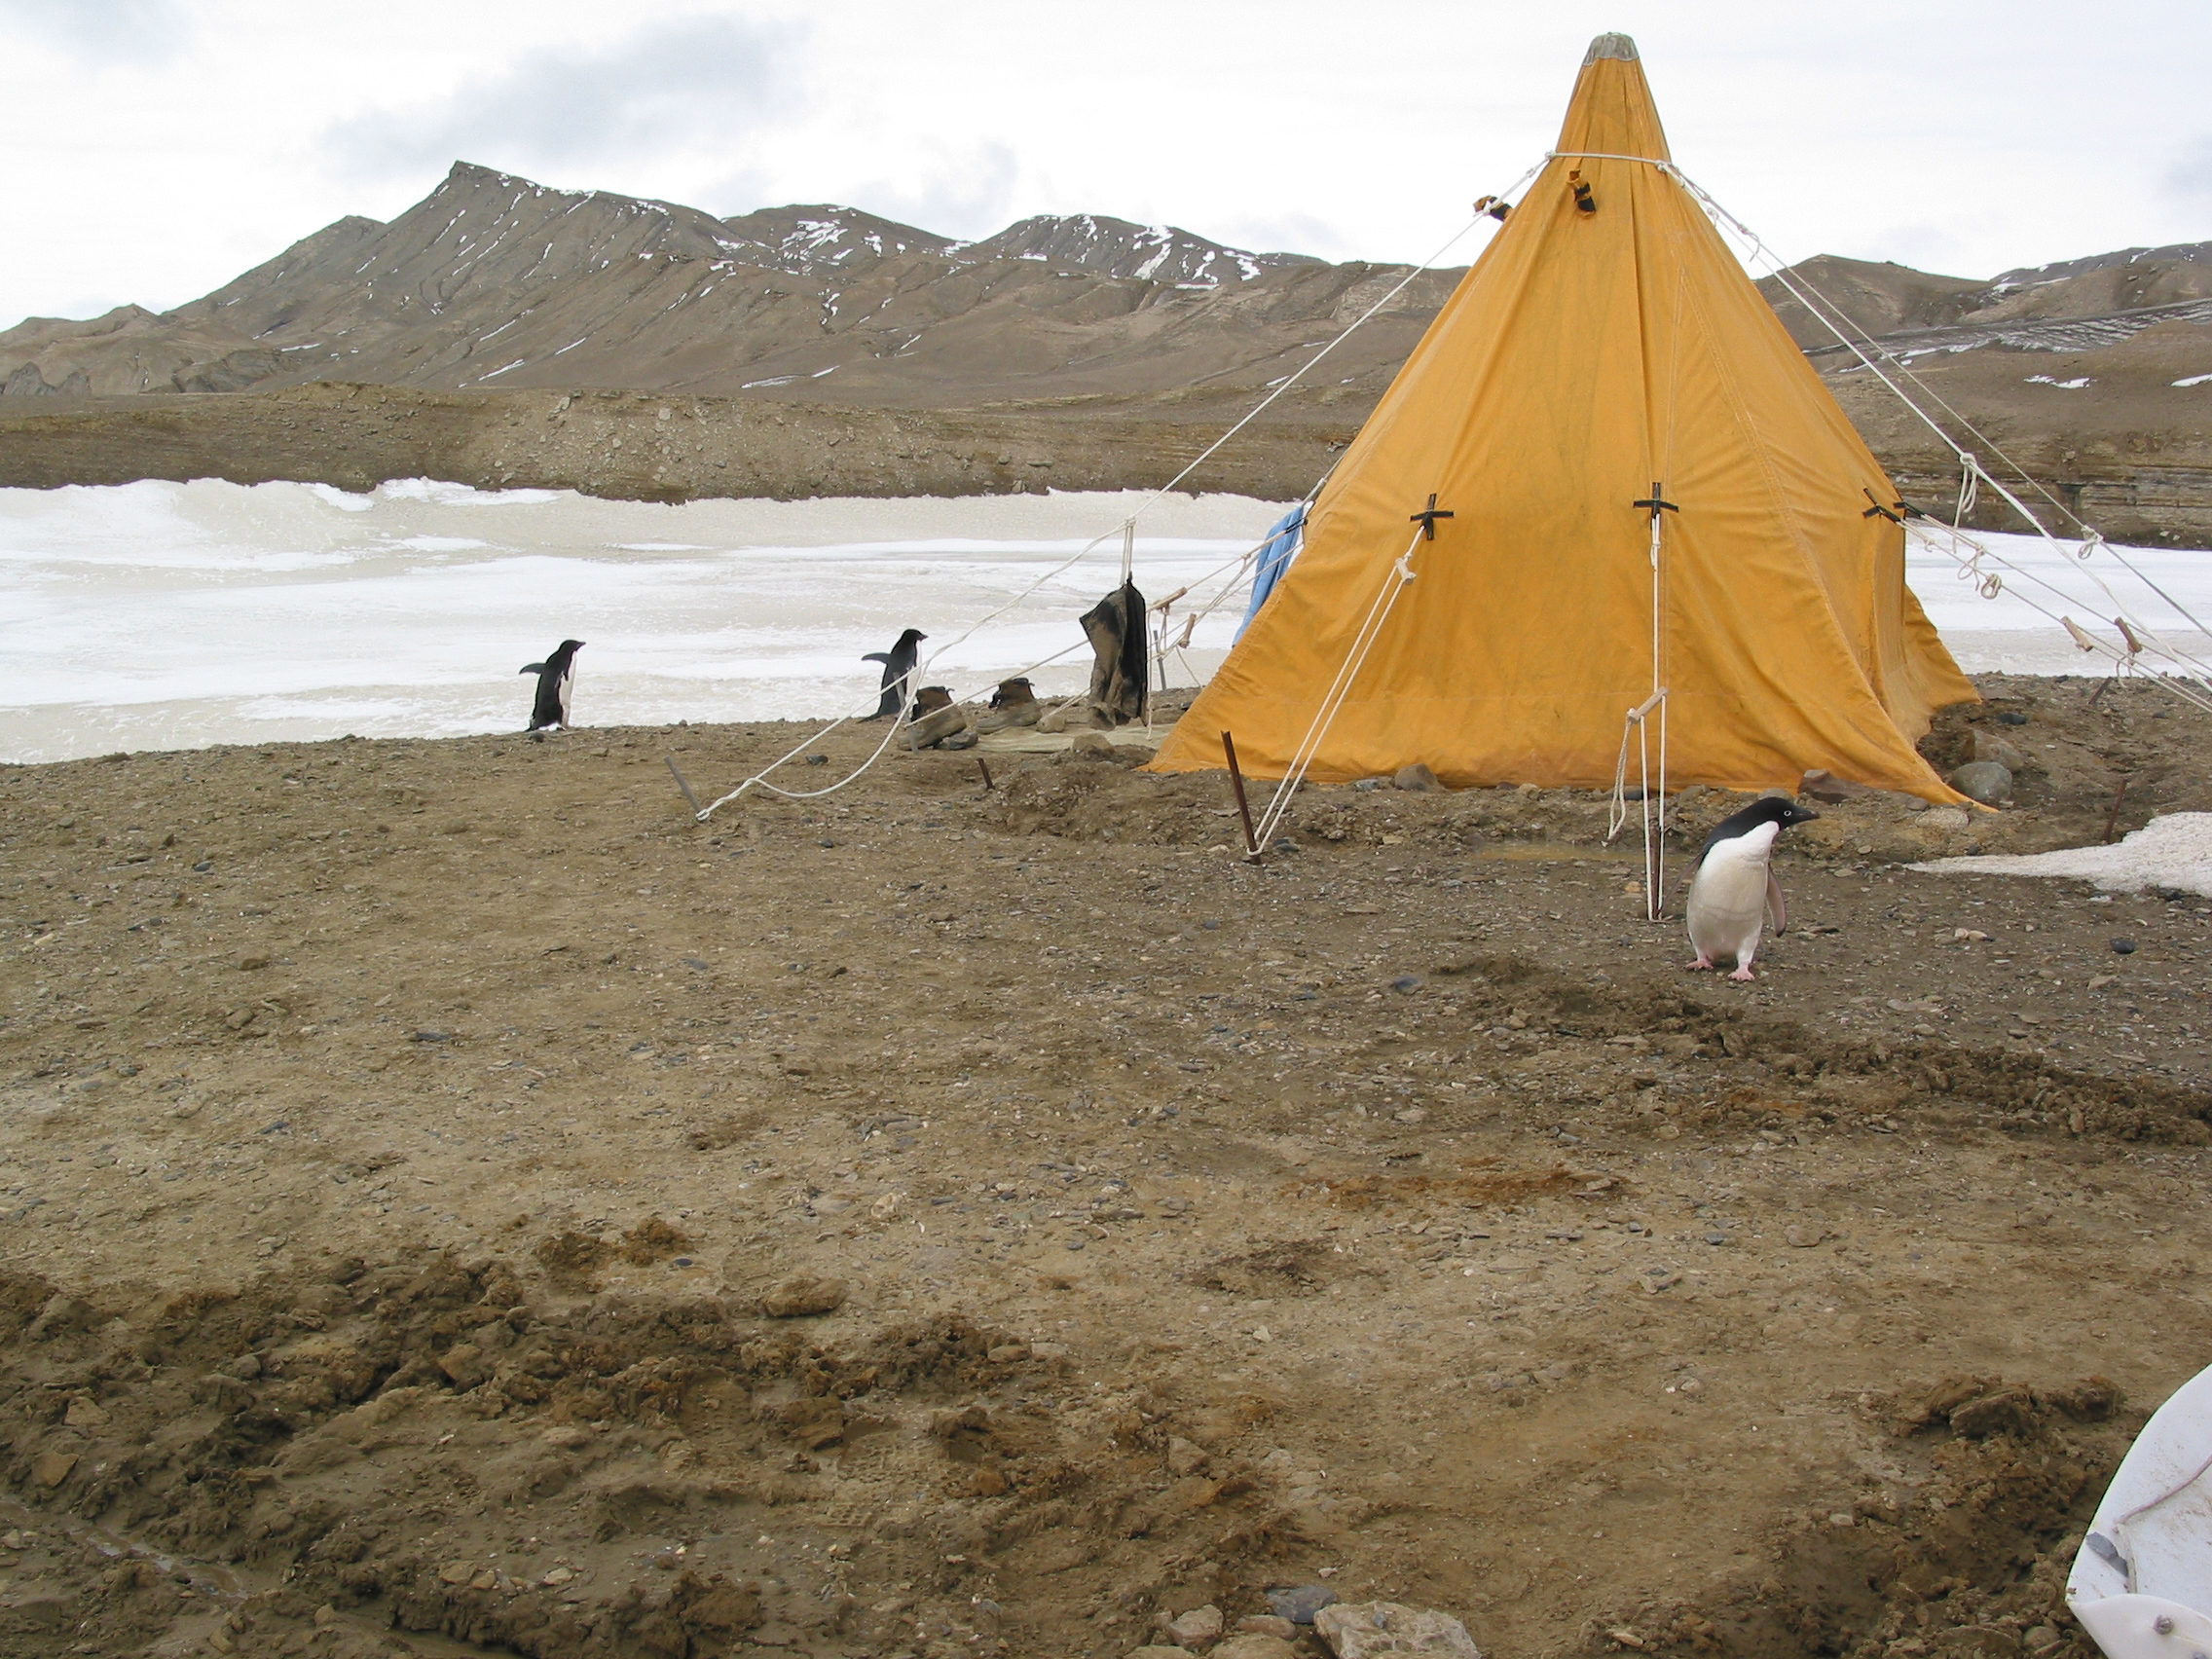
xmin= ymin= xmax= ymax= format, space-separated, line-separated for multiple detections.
xmin=1684 ymin=796 xmax=1821 ymax=981
xmin=520 ymin=640 xmax=584 ymax=732
xmin=862 ymin=629 xmax=926 ymax=720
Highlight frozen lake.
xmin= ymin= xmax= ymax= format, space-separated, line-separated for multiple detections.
xmin=0 ymin=477 xmax=2204 ymax=763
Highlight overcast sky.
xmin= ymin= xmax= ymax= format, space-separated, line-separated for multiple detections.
xmin=1 ymin=0 xmax=2205 ymax=325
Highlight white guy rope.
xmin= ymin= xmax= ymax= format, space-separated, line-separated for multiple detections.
xmin=1245 ymin=527 xmax=1427 ymax=852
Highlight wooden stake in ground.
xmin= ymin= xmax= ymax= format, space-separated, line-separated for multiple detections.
xmin=2102 ymin=774 xmax=2133 ymax=843
xmin=1221 ymin=730 xmax=1259 ymax=858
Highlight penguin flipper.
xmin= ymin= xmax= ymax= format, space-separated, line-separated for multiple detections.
xmin=521 ymin=663 xmax=546 ymax=674
xmin=863 ymin=652 xmax=890 ymax=664
xmin=1765 ymin=872 xmax=1788 ymax=935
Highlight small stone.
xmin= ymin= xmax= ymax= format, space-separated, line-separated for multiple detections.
xmin=2109 ymin=938 xmax=2137 ymax=955
xmin=1166 ymin=1436 xmax=1209 ymax=1476
xmin=539 ymin=1566 xmax=575 ymax=1586
xmin=1392 ymin=762 xmax=1439 ymax=793
xmin=1215 ymin=1638 xmax=1298 ymax=1659
xmin=1313 ymin=1601 xmax=1483 ymax=1658
xmin=1394 ymin=1107 xmax=1426 ymax=1124
xmin=760 ymin=1275 xmax=848 ymax=1317
xmin=539 ymin=1425 xmax=592 ymax=1449
xmin=30 ymin=1451 xmax=78 ymax=1488
xmin=1391 ymin=975 xmax=1423 ymax=993
xmin=437 ymin=1343 xmax=490 ymax=1388
xmin=1948 ymin=761 xmax=2012 ymax=804
xmin=1268 ymin=1585 xmax=1339 ymax=1625
xmin=986 ymin=1344 xmax=1030 ymax=1363
xmin=1237 ymin=1616 xmax=1299 ymax=1640
xmin=1923 ymin=805 xmax=1972 ymax=830
xmin=1166 ymin=1604 xmax=1225 ymax=1646
xmin=313 ymin=1604 xmax=338 ymax=1626
xmin=63 ymin=1395 xmax=109 ymax=1427
xmin=1064 ymin=1235 xmax=1088 ymax=1250
xmin=1125 ymin=1648 xmax=1193 ymax=1659
xmin=1783 ymin=1226 xmax=1824 ymax=1249
xmin=440 ymin=1561 xmax=474 ymax=1585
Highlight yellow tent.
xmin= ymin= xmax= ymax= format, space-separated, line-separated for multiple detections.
xmin=1148 ymin=33 xmax=1975 ymax=802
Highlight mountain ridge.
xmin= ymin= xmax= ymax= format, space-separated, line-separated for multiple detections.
xmin=3 ymin=160 xmax=2206 ymax=416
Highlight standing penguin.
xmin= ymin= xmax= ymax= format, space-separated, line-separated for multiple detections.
xmin=861 ymin=629 xmax=926 ymax=720
xmin=520 ymin=640 xmax=584 ymax=731
xmin=1684 ymin=797 xmax=1821 ymax=981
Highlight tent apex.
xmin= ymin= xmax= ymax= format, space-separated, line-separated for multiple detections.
xmin=1582 ymin=32 xmax=1640 ymax=64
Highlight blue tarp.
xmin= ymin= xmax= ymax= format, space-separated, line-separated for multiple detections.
xmin=1236 ymin=502 xmax=1307 ymax=641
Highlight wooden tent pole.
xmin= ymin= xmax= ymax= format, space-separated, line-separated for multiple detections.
xmin=1221 ymin=731 xmax=1260 ymax=858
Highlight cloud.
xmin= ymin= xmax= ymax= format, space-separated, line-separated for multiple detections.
xmin=2165 ymin=134 xmax=2212 ymax=203
xmin=1209 ymin=211 xmax=1350 ymax=262
xmin=0 ymin=0 xmax=190 ymax=64
xmin=321 ymin=15 xmax=800 ymax=182
xmin=835 ymin=142 xmax=1023 ymax=240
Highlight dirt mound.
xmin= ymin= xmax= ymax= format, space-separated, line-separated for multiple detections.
xmin=985 ymin=675 xmax=2212 ymax=863
xmin=1609 ymin=1374 xmax=2133 ymax=1658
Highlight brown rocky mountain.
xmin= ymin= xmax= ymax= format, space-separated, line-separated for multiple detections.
xmin=0 ymin=162 xmax=1434 ymax=408
xmin=0 ymin=164 xmax=2206 ymax=545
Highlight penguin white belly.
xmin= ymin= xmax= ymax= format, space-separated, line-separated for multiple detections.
xmin=554 ymin=665 xmax=574 ymax=727
xmin=1687 ymin=823 xmax=1780 ymax=976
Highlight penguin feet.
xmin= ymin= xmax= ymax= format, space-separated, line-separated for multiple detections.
xmin=1685 ymin=956 xmax=1715 ymax=972
xmin=1728 ymin=964 xmax=1757 ymax=982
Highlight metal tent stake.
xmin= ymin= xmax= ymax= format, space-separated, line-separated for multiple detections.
xmin=665 ymin=756 xmax=705 ymax=821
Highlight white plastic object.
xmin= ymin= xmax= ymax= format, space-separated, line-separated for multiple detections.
xmin=2069 ymin=1360 xmax=2212 ymax=1659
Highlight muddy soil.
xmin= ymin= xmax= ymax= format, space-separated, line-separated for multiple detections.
xmin=1 ymin=675 xmax=2208 ymax=1659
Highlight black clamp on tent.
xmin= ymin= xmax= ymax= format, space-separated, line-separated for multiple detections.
xmin=1861 ymin=487 xmax=1908 ymax=524
xmin=1633 ymin=483 xmax=1678 ymax=521
xmin=1409 ymin=494 xmax=1456 ymax=539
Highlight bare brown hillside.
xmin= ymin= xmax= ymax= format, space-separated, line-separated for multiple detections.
xmin=1 ymin=166 xmax=2209 ymax=545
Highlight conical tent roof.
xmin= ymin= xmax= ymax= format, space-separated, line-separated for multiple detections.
xmin=1148 ymin=35 xmax=1976 ymax=800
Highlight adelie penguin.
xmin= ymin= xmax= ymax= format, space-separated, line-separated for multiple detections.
xmin=520 ymin=640 xmax=584 ymax=732
xmin=1684 ymin=796 xmax=1821 ymax=981
xmin=861 ymin=629 xmax=926 ymax=720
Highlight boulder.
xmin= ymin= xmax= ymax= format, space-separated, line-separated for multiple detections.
xmin=1949 ymin=761 xmax=2013 ymax=804
xmin=1314 ymin=1602 xmax=1483 ymax=1658
xmin=1971 ymin=727 xmax=2027 ymax=771
xmin=1393 ymin=762 xmax=1440 ymax=793
xmin=1165 ymin=1604 xmax=1224 ymax=1646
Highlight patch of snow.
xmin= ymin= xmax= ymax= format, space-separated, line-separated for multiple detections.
xmin=1911 ymin=812 xmax=2212 ymax=898
xmin=551 ymin=337 xmax=590 ymax=356
xmin=2176 ymin=373 xmax=2212 ymax=387
xmin=476 ymin=359 xmax=528 ymax=381
xmin=2025 ymin=375 xmax=2091 ymax=388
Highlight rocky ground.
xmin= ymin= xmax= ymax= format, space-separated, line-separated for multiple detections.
xmin=1 ymin=675 xmax=2208 ymax=1659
